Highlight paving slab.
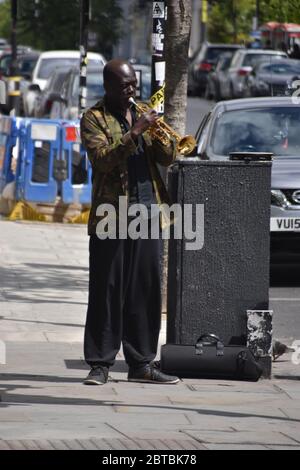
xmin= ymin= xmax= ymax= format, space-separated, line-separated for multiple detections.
xmin=204 ymin=444 xmax=268 ymax=450
xmin=182 ymin=429 xmax=299 ymax=446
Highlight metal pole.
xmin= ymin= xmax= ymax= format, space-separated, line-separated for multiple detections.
xmin=8 ymin=0 xmax=21 ymax=115
xmin=78 ymin=0 xmax=90 ymax=116
xmin=151 ymin=1 xmax=166 ymax=116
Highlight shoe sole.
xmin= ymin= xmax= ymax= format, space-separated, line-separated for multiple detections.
xmin=83 ymin=379 xmax=107 ymax=385
xmin=128 ymin=378 xmax=180 ymax=384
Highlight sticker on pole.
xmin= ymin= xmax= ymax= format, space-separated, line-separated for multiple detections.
xmin=152 ymin=33 xmax=164 ymax=52
xmin=150 ymin=83 xmax=165 ymax=110
xmin=153 ymin=2 xmax=164 ymax=18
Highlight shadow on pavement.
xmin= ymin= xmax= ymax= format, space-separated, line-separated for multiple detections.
xmin=24 ymin=263 xmax=88 ymax=272
xmin=0 ymin=316 xmax=84 ymax=328
xmin=0 ymin=382 xmax=300 ymax=424
xmin=0 ymin=262 xmax=88 ymax=304
xmin=0 ymin=373 xmax=84 ymax=383
xmin=273 ymin=375 xmax=300 ymax=380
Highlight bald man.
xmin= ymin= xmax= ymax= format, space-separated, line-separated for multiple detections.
xmin=80 ymin=59 xmax=179 ymax=385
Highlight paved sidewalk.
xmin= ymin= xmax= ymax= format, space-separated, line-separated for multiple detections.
xmin=0 ymin=220 xmax=300 ymax=450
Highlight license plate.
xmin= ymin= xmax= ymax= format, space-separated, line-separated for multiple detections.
xmin=271 ymin=217 xmax=300 ymax=231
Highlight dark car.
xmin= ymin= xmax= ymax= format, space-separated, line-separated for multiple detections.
xmin=195 ymin=97 xmax=300 ymax=263
xmin=0 ymin=51 xmax=40 ymax=114
xmin=205 ymin=52 xmax=234 ymax=101
xmin=245 ymin=59 xmax=300 ymax=98
xmin=33 ymin=66 xmax=71 ymax=118
xmin=188 ymin=42 xmax=242 ymax=96
xmin=0 ymin=51 xmax=39 ymax=79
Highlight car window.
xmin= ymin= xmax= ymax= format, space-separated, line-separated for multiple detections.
xmin=206 ymin=47 xmax=238 ymax=63
xmin=211 ymin=107 xmax=300 ymax=157
xmin=18 ymin=57 xmax=38 ymax=75
xmin=0 ymin=55 xmax=11 ymax=73
xmin=194 ymin=44 xmax=207 ymax=62
xmin=51 ymin=71 xmax=69 ymax=91
xmin=243 ymin=53 xmax=285 ymax=67
xmin=44 ymin=73 xmax=55 ymax=92
xmin=37 ymin=58 xmax=102 ymax=79
xmin=197 ymin=115 xmax=211 ymax=155
xmin=230 ymin=51 xmax=241 ymax=67
xmin=260 ymin=62 xmax=300 ymax=74
xmin=71 ymin=72 xmax=104 ymax=105
xmin=219 ymin=56 xmax=232 ymax=71
xmin=61 ymin=76 xmax=70 ymax=98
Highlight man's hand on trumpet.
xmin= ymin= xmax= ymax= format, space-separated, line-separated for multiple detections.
xmin=130 ymin=108 xmax=158 ymax=140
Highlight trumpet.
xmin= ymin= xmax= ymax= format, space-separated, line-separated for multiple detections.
xmin=129 ymin=97 xmax=196 ymax=156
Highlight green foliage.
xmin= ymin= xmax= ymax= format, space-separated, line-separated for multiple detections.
xmin=258 ymin=0 xmax=300 ymax=24
xmin=208 ymin=0 xmax=255 ymax=43
xmin=0 ymin=0 xmax=11 ymax=39
xmin=208 ymin=0 xmax=300 ymax=44
xmin=0 ymin=0 xmax=123 ymax=58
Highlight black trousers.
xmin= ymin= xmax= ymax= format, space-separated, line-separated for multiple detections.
xmin=84 ymin=234 xmax=162 ymax=368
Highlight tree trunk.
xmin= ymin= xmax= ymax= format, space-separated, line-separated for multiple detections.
xmin=161 ymin=1 xmax=192 ymax=314
xmin=164 ymin=0 xmax=192 ymax=136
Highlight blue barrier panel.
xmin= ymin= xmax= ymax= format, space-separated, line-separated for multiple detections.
xmin=60 ymin=120 xmax=92 ymax=204
xmin=15 ymin=119 xmax=62 ymax=203
xmin=0 ymin=116 xmax=21 ymax=193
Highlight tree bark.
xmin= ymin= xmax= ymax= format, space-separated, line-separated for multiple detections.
xmin=164 ymin=0 xmax=192 ymax=136
xmin=161 ymin=1 xmax=192 ymax=314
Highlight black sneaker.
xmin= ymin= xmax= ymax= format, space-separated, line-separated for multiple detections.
xmin=83 ymin=366 xmax=109 ymax=385
xmin=128 ymin=363 xmax=179 ymax=384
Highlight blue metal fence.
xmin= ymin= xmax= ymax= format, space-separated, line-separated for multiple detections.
xmin=0 ymin=115 xmax=92 ymax=206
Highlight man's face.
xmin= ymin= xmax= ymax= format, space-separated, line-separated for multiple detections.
xmin=105 ymin=64 xmax=137 ymax=108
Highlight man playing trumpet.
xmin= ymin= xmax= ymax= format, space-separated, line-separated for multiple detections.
xmin=80 ymin=59 xmax=179 ymax=385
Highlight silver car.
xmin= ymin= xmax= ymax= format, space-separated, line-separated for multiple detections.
xmin=219 ymin=49 xmax=287 ymax=99
xmin=195 ymin=96 xmax=300 ymax=263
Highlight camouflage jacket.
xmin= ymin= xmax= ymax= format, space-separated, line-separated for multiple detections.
xmin=80 ymin=98 xmax=176 ymax=235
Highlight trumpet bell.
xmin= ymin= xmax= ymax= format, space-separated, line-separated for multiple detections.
xmin=177 ymin=135 xmax=197 ymax=156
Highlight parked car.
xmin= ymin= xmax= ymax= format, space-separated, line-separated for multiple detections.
xmin=0 ymin=38 xmax=9 ymax=57
xmin=0 ymin=51 xmax=40 ymax=114
xmin=50 ymin=64 xmax=151 ymax=120
xmin=0 ymin=44 xmax=33 ymax=58
xmin=195 ymin=96 xmax=300 ymax=263
xmin=0 ymin=38 xmax=8 ymax=48
xmin=205 ymin=52 xmax=234 ymax=101
xmin=33 ymin=66 xmax=71 ymax=118
xmin=188 ymin=42 xmax=242 ymax=96
xmin=49 ymin=66 xmax=104 ymax=120
xmin=244 ymin=58 xmax=300 ymax=97
xmin=219 ymin=49 xmax=287 ymax=99
xmin=0 ymin=51 xmax=39 ymax=78
xmin=23 ymin=50 xmax=106 ymax=117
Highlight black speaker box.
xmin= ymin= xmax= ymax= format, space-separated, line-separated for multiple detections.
xmin=167 ymin=160 xmax=271 ymax=346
